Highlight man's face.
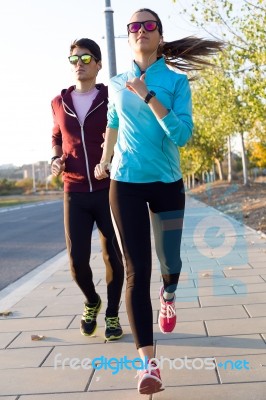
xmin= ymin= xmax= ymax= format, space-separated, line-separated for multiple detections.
xmin=70 ymin=46 xmax=100 ymax=82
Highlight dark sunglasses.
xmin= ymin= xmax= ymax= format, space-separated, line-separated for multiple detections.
xmin=127 ymin=20 xmax=159 ymax=33
xmin=68 ymin=54 xmax=97 ymax=65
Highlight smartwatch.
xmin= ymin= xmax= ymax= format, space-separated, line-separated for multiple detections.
xmin=144 ymin=90 xmax=156 ymax=104
xmin=51 ymin=155 xmax=60 ymax=165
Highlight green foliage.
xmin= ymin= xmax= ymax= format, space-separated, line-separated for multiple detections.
xmin=15 ymin=178 xmax=34 ymax=193
xmin=246 ymin=141 xmax=266 ymax=168
xmin=50 ymin=175 xmax=64 ymax=190
xmin=173 ymin=0 xmax=266 ymax=178
xmin=0 ymin=178 xmax=22 ymax=195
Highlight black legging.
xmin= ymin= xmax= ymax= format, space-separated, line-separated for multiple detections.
xmin=109 ymin=179 xmax=185 ymax=349
xmin=64 ymin=189 xmax=124 ymax=317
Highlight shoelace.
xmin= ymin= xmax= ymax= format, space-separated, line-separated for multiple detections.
xmin=165 ymin=303 xmax=176 ymax=320
xmin=83 ymin=304 xmax=99 ymax=322
xmin=106 ymin=317 xmax=120 ymax=329
xmin=161 ymin=301 xmax=176 ymax=320
xmin=135 ymin=362 xmax=159 ymax=378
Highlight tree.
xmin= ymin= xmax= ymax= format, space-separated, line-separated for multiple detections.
xmin=173 ymin=0 xmax=266 ymax=184
xmin=246 ymin=141 xmax=266 ymax=169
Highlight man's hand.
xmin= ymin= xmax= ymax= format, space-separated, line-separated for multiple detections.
xmin=51 ymin=154 xmax=66 ymax=176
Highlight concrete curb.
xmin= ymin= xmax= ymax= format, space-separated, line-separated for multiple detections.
xmin=0 ymin=249 xmax=68 ymax=310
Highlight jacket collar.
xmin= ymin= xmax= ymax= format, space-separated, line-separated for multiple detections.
xmin=131 ymin=57 xmax=167 ymax=77
xmin=61 ymin=83 xmax=108 ymax=111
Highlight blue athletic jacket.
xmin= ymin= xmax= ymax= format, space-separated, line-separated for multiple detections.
xmin=107 ymin=57 xmax=193 ymax=183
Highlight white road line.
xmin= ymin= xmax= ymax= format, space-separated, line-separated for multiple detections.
xmin=0 ymin=200 xmax=61 ymax=213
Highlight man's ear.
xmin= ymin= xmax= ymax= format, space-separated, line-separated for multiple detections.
xmin=97 ymin=61 xmax=102 ymax=71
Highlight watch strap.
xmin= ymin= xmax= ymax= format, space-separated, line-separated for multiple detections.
xmin=144 ymin=91 xmax=155 ymax=104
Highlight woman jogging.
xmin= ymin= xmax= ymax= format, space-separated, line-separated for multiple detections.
xmin=95 ymin=8 xmax=223 ymax=395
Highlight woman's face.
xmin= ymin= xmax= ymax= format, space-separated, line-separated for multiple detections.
xmin=128 ymin=11 xmax=161 ymax=56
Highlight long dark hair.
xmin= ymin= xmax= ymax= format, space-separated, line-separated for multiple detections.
xmin=133 ymin=8 xmax=224 ymax=72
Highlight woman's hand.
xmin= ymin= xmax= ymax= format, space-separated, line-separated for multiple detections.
xmin=94 ymin=162 xmax=111 ymax=180
xmin=126 ymin=74 xmax=148 ymax=100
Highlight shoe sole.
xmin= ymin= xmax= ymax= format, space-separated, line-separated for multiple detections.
xmin=138 ymin=375 xmax=165 ymax=395
xmin=80 ymin=300 xmax=102 ymax=337
xmin=105 ymin=332 xmax=123 ymax=341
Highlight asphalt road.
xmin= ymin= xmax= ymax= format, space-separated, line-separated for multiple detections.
xmin=0 ymin=200 xmax=66 ymax=291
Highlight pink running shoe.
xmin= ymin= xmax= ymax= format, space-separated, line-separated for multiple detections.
xmin=159 ymin=286 xmax=176 ymax=334
xmin=137 ymin=360 xmax=164 ymax=395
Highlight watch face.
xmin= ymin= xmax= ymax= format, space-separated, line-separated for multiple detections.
xmin=150 ymin=91 xmax=156 ymax=96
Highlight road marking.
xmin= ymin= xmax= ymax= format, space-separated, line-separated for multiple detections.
xmin=0 ymin=200 xmax=61 ymax=213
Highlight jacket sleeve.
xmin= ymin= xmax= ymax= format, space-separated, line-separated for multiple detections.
xmin=51 ymin=100 xmax=62 ymax=148
xmin=157 ymin=74 xmax=193 ymax=147
xmin=106 ymin=82 xmax=119 ymax=130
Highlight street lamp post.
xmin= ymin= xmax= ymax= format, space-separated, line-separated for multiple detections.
xmin=32 ymin=162 xmax=36 ymax=193
xmin=104 ymin=0 xmax=117 ymax=77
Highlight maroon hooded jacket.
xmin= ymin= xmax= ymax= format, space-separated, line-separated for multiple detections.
xmin=51 ymin=83 xmax=110 ymax=192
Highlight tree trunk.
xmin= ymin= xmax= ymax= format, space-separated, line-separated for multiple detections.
xmin=240 ymin=132 xmax=249 ymax=185
xmin=227 ymin=136 xmax=232 ymax=183
xmin=186 ymin=175 xmax=190 ymax=189
xmin=215 ymin=159 xmax=223 ymax=180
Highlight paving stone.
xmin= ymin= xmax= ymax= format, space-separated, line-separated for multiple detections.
xmin=0 ymin=347 xmax=52 ymax=368
xmin=234 ymin=283 xmax=266 ymax=294
xmin=43 ymin=341 xmax=138 ymax=367
xmin=245 ymin=304 xmax=266 ymax=317
xmin=224 ymin=268 xmax=266 ymax=278
xmin=153 ymin=382 xmax=266 ymax=400
xmin=0 ymin=332 xmax=20 ymax=349
xmin=18 ymin=286 xmax=64 ymax=298
xmin=200 ymin=292 xmax=266 ymax=307
xmin=156 ymin=334 xmax=266 ymax=358
xmin=19 ymin=389 xmax=142 ymax=400
xmin=216 ymin=353 xmax=266 ymax=383
xmin=0 ymin=305 xmax=47 ymax=319
xmin=8 ymin=328 xmax=105 ymax=349
xmin=44 ymin=275 xmax=73 ymax=283
xmin=248 ymin=261 xmax=266 ymax=268
xmin=176 ymin=285 xmax=235 ymax=297
xmin=57 ymin=287 xmax=89 ymax=296
xmin=0 ymin=316 xmax=73 ymax=333
xmin=89 ymin=357 xmax=218 ymax=391
xmin=195 ymin=275 xmax=264 ymax=287
xmin=206 ymin=317 xmax=266 ymax=336
xmin=0 ymin=367 xmax=92 ymax=396
xmin=38 ymin=302 xmax=88 ymax=317
xmin=153 ymin=321 xmax=207 ymax=340
xmin=177 ymin=305 xmax=248 ymax=322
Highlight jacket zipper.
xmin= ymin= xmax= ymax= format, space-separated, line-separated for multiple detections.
xmin=63 ymin=100 xmax=105 ymax=192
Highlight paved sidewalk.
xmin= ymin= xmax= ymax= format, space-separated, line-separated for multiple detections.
xmin=0 ymin=196 xmax=266 ymax=399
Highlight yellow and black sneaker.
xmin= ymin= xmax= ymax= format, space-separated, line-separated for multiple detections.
xmin=105 ymin=316 xmax=123 ymax=341
xmin=80 ymin=295 xmax=102 ymax=336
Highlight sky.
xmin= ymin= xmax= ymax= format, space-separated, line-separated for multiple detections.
xmin=0 ymin=0 xmax=222 ymax=167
